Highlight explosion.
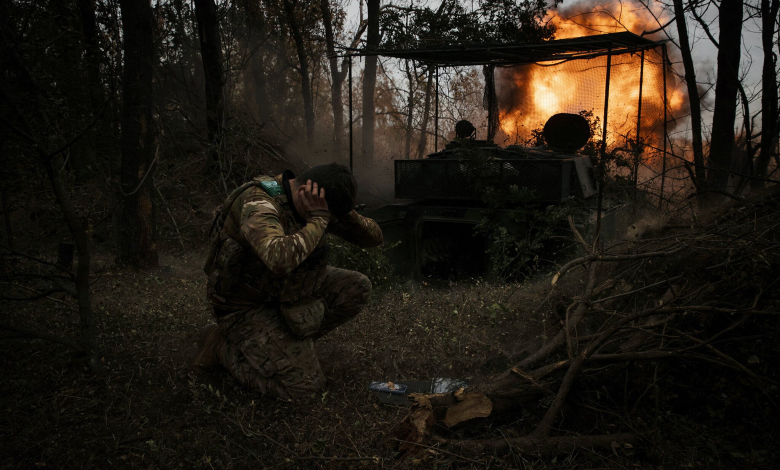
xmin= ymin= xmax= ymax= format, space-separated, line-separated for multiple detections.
xmin=497 ymin=1 xmax=686 ymax=155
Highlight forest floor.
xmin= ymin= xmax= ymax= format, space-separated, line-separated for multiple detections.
xmin=3 ymin=191 xmax=780 ymax=469
xmin=2 ymin=242 xmax=778 ymax=469
xmin=0 ymin=245 xmax=579 ymax=470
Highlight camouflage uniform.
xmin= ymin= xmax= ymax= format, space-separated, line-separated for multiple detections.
xmin=204 ymin=171 xmax=383 ymax=400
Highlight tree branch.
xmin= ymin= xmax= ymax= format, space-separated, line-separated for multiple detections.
xmin=446 ymin=433 xmax=637 ymax=455
xmin=552 ymin=245 xmax=687 ymax=286
xmin=689 ymin=1 xmax=719 ymax=48
xmin=1 ymin=246 xmax=75 ymax=278
xmin=641 ymin=16 xmax=676 ymax=36
xmin=0 ymin=323 xmax=83 ymax=352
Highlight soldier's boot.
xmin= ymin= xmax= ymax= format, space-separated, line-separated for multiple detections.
xmin=193 ymin=323 xmax=225 ymax=368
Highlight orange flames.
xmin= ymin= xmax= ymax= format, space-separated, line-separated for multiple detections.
xmin=497 ymin=1 xmax=685 ymax=154
xmin=552 ymin=1 xmax=666 ymax=40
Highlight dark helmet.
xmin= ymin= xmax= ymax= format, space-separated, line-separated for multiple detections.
xmin=455 ymin=120 xmax=476 ymax=140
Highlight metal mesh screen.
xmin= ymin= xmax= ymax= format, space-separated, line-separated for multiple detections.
xmin=395 ymin=159 xmax=572 ymax=203
xmin=493 ymin=48 xmax=676 ymax=166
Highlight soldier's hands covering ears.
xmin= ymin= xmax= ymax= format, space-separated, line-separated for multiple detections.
xmin=299 ymin=179 xmax=329 ymax=214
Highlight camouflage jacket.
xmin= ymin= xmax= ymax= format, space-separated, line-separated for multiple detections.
xmin=206 ymin=171 xmax=383 ymax=310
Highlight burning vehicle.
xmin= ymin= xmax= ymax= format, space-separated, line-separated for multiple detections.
xmin=342 ymin=32 xmax=673 ymax=278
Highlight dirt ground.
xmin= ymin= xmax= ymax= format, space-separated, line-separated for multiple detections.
xmin=2 ymin=242 xmax=778 ymax=469
xmin=0 ymin=245 xmax=572 ymax=469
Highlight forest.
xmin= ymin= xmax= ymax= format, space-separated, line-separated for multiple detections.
xmin=1 ymin=0 xmax=779 ymax=468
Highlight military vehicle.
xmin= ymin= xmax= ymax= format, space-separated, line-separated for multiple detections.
xmin=364 ymin=113 xmax=599 ymax=279
xmin=342 ymin=32 xmax=669 ymax=278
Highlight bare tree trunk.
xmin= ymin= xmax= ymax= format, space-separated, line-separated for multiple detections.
xmin=76 ymin=0 xmax=102 ymax=170
xmin=416 ymin=67 xmax=434 ymax=159
xmin=361 ymin=0 xmax=380 ymax=164
xmin=0 ymin=82 xmax=102 ymax=370
xmin=106 ymin=0 xmax=123 ymax=141
xmin=321 ymin=0 xmax=344 ymax=152
xmin=283 ymin=0 xmax=315 ymax=145
xmin=77 ymin=0 xmax=103 ymax=110
xmin=673 ymin=0 xmax=706 ymax=190
xmin=117 ymin=0 xmax=158 ymax=269
xmin=270 ymin=36 xmax=295 ymax=131
xmin=245 ymin=35 xmax=271 ymax=123
xmin=241 ymin=1 xmax=271 ymax=124
xmin=404 ymin=59 xmax=415 ymax=159
xmin=172 ymin=0 xmax=198 ymax=89
xmin=753 ymin=0 xmax=780 ymax=184
xmin=193 ymin=0 xmax=225 ymax=161
xmin=45 ymin=161 xmax=101 ymax=370
xmin=706 ymin=0 xmax=744 ymax=191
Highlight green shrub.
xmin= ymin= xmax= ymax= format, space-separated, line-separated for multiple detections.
xmin=325 ymin=235 xmax=397 ymax=286
xmin=460 ymin=148 xmax=574 ymax=280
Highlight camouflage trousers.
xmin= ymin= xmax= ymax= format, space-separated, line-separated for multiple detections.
xmin=209 ymin=266 xmax=372 ymax=400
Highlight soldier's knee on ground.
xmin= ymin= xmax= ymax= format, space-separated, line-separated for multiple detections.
xmin=336 ymin=272 xmax=372 ymax=319
xmin=352 ymin=273 xmax=373 ymax=311
xmin=349 ymin=272 xmax=372 ymax=309
xmin=358 ymin=272 xmax=372 ymax=296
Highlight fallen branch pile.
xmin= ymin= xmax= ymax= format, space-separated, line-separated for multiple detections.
xmin=397 ymin=190 xmax=780 ymax=460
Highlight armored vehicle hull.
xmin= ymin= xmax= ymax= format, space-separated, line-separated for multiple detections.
xmin=363 ymin=115 xmax=611 ymax=279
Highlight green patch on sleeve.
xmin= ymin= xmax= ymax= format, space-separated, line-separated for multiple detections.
xmin=259 ymin=180 xmax=283 ymax=197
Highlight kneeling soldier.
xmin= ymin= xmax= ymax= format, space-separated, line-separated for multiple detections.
xmin=195 ymin=163 xmax=383 ymax=400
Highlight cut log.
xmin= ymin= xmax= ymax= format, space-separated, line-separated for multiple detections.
xmin=397 ymin=394 xmax=435 ymax=457
xmin=397 ymin=382 xmax=549 ymax=452
xmin=444 ymin=390 xmax=493 ymax=428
